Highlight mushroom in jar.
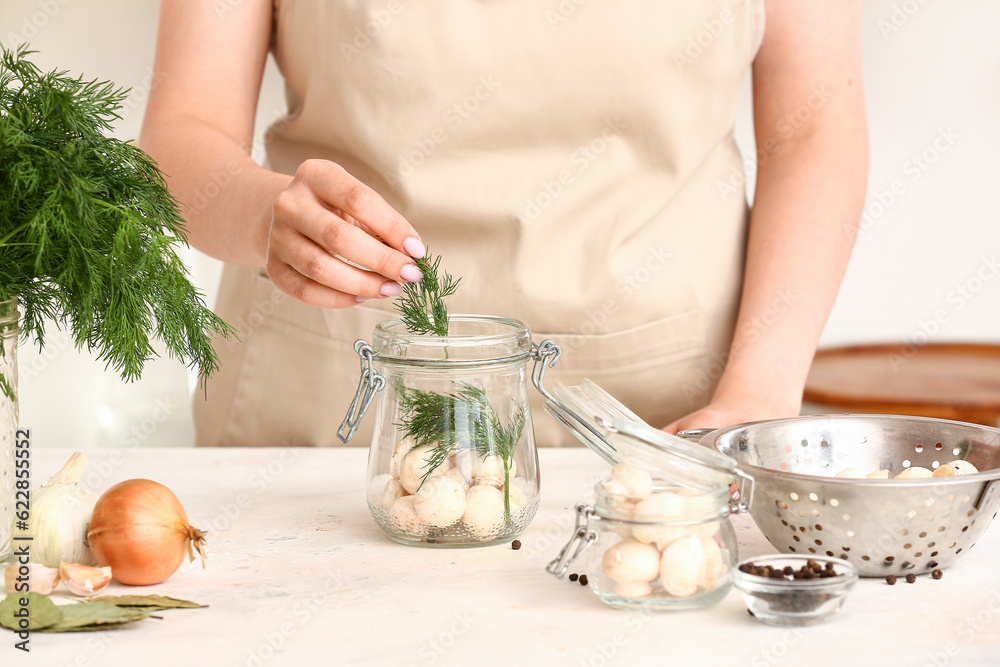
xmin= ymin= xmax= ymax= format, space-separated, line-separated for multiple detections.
xmin=389 ymin=496 xmax=428 ymax=536
xmin=381 ymin=478 xmax=406 ymax=509
xmin=601 ymin=538 xmax=661 ymax=584
xmin=608 ymin=463 xmax=653 ymax=498
xmin=399 ymin=444 xmax=452 ymax=494
xmin=462 ymin=484 xmax=507 ymax=538
xmin=659 ymin=535 xmax=707 ymax=598
xmin=413 ymin=475 xmax=466 ymax=528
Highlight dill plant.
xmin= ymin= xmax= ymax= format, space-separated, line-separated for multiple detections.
xmin=0 ymin=44 xmax=232 ymax=391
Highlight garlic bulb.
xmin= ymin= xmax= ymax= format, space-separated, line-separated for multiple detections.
xmin=11 ymin=452 xmax=98 ymax=567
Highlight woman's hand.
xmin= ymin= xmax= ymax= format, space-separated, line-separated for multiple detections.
xmin=662 ymin=391 xmax=800 ymax=435
xmin=265 ymin=159 xmax=425 ymax=308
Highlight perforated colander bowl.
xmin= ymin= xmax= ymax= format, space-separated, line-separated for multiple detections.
xmin=697 ymin=414 xmax=1000 ymax=577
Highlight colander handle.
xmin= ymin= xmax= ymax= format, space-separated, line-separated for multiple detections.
xmin=731 ymin=469 xmax=755 ymax=514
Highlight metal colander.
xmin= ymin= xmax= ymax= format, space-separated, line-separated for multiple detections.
xmin=692 ymin=414 xmax=1000 ymax=577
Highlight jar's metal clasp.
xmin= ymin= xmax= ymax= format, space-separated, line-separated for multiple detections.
xmin=337 ymin=340 xmax=386 ymax=444
xmin=530 ymin=339 xmax=562 ymax=402
xmin=546 ymin=504 xmax=598 ymax=578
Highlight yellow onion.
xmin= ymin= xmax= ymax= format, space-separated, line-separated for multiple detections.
xmin=86 ymin=479 xmax=207 ymax=586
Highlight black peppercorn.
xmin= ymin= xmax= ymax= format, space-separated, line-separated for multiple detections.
xmin=905 ymin=573 xmax=916 ymax=584
xmin=568 ymin=573 xmax=579 ymax=582
xmin=885 ymin=575 xmax=897 ymax=585
xmin=932 ymin=569 xmax=943 ymax=580
xmin=511 ymin=540 xmax=522 ymax=551
xmin=579 ymin=575 xmax=589 ymax=586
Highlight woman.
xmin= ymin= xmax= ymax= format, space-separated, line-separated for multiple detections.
xmin=140 ymin=0 xmax=867 ymax=447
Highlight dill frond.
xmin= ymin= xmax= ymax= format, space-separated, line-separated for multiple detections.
xmin=0 ymin=44 xmax=234 ymax=387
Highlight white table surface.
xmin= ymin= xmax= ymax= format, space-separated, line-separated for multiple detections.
xmin=6 ymin=448 xmax=1000 ymax=667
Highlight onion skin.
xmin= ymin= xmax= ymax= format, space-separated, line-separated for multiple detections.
xmin=86 ymin=479 xmax=207 ymax=586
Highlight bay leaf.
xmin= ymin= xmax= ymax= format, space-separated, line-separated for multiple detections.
xmin=39 ymin=602 xmax=154 ymax=632
xmin=86 ymin=594 xmax=206 ymax=610
xmin=0 ymin=592 xmax=62 ymax=631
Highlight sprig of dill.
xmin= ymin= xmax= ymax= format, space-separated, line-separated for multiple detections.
xmin=0 ymin=44 xmax=233 ymax=387
xmin=394 ymin=252 xmax=460 ymax=337
xmin=396 ymin=381 xmax=526 ymax=519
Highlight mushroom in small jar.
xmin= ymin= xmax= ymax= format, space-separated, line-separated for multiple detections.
xmin=601 ymin=538 xmax=660 ymax=584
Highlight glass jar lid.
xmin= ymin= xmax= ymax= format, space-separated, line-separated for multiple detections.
xmin=545 ymin=379 xmax=736 ymax=493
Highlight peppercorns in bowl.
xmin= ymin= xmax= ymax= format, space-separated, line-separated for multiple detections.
xmin=733 ymin=555 xmax=859 ymax=627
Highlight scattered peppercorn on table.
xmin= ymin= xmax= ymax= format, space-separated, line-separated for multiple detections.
xmin=13 ymin=448 xmax=1000 ymax=666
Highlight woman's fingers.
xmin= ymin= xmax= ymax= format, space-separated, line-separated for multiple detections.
xmin=296 ymin=159 xmax=424 ymax=261
xmin=269 ymin=225 xmax=403 ymax=300
xmin=265 ymin=159 xmax=427 ymax=306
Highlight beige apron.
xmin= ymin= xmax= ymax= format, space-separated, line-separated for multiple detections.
xmin=194 ymin=0 xmax=766 ymax=447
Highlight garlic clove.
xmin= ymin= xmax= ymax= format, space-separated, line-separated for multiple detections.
xmin=461 ymin=485 xmax=506 ymax=539
xmin=413 ymin=475 xmax=466 ymax=528
xmin=895 ymin=466 xmax=933 ymax=479
xmin=659 ymin=535 xmax=706 ymax=598
xmin=948 ymin=460 xmax=979 ymax=475
xmin=609 ymin=463 xmax=653 ymax=498
xmin=932 ymin=464 xmax=958 ymax=477
xmin=59 ymin=562 xmax=112 ymax=598
xmin=601 ymin=538 xmax=660 ymax=584
xmin=399 ymin=444 xmax=451 ymax=494
xmin=835 ymin=468 xmax=867 ymax=479
xmin=865 ymin=469 xmax=890 ymax=479
xmin=5 ymin=563 xmax=60 ymax=594
xmin=380 ymin=478 xmax=407 ymax=509
xmin=388 ymin=496 xmax=428 ymax=536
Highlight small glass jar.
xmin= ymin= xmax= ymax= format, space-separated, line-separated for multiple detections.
xmin=553 ymin=477 xmax=738 ymax=611
xmin=339 ymin=315 xmax=560 ymax=548
xmin=543 ymin=380 xmax=750 ymax=611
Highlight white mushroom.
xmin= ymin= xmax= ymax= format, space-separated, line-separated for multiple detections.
xmin=659 ymin=535 xmax=707 ymax=598
xmin=380 ymin=478 xmax=406 ymax=509
xmin=444 ymin=467 xmax=471 ymax=491
xmin=948 ymin=460 xmax=979 ymax=475
xmin=506 ymin=484 xmax=529 ymax=519
xmin=613 ymin=582 xmax=653 ymax=599
xmin=609 ymin=463 xmax=653 ymax=498
xmin=471 ymin=453 xmax=516 ymax=488
xmin=462 ymin=485 xmax=507 ymax=538
xmin=835 ymin=468 xmax=867 ymax=479
xmin=413 ymin=475 xmax=466 ymax=528
xmin=389 ymin=496 xmax=427 ymax=536
xmin=895 ymin=466 xmax=933 ymax=479
xmin=866 ymin=469 xmax=889 ymax=479
xmin=698 ymin=535 xmax=725 ymax=590
xmin=451 ymin=450 xmax=474 ymax=486
xmin=932 ymin=464 xmax=958 ymax=477
xmin=399 ymin=444 xmax=451 ymax=494
xmin=389 ymin=436 xmax=416 ymax=479
xmin=601 ymin=538 xmax=661 ymax=584
xmin=631 ymin=493 xmax=687 ymax=545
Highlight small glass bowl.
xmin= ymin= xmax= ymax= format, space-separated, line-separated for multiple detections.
xmin=732 ymin=555 xmax=859 ymax=627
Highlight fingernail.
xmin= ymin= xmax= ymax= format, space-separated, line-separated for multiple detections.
xmin=400 ymin=264 xmax=423 ymax=283
xmin=380 ymin=281 xmax=403 ymax=297
xmin=356 ymin=296 xmax=371 ymax=303
xmin=403 ymin=237 xmax=425 ymax=259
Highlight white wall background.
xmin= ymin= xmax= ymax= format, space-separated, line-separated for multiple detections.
xmin=1 ymin=1 xmax=998 ymax=449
